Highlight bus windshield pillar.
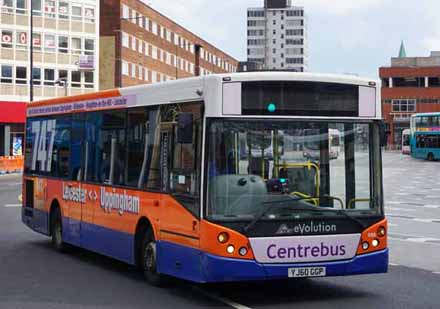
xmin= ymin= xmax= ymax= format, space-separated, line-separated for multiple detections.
xmin=345 ymin=124 xmax=356 ymax=209
xmin=319 ymin=124 xmax=331 ymax=206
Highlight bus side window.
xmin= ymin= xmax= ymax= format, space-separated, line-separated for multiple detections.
xmin=169 ymin=103 xmax=202 ymax=216
xmin=71 ymin=114 xmax=85 ymax=181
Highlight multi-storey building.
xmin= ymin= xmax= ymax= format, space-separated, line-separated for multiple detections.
xmin=379 ymin=46 xmax=440 ymax=147
xmin=247 ymin=0 xmax=308 ymax=72
xmin=0 ymin=0 xmax=99 ymax=156
xmin=99 ymin=0 xmax=239 ymax=89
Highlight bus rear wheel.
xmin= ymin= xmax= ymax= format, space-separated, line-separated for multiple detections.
xmin=51 ymin=207 xmax=66 ymax=252
xmin=141 ymin=229 xmax=168 ymax=286
xmin=428 ymin=153 xmax=435 ymax=161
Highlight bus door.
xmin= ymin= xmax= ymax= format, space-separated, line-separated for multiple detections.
xmin=157 ymin=105 xmax=202 ymax=280
xmin=65 ymin=114 xmax=86 ymax=247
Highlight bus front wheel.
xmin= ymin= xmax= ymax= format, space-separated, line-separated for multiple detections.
xmin=428 ymin=153 xmax=435 ymax=161
xmin=141 ymin=229 xmax=168 ymax=286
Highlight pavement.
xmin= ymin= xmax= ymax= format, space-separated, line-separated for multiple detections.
xmin=0 ymin=152 xmax=439 ymax=308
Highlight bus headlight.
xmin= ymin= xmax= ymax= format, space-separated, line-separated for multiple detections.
xmin=218 ymin=232 xmax=229 ymax=244
xmin=372 ymin=239 xmax=380 ymax=247
xmin=239 ymin=247 xmax=248 ymax=256
xmin=362 ymin=242 xmax=369 ymax=251
xmin=226 ymin=245 xmax=235 ymax=254
xmin=377 ymin=226 xmax=386 ymax=237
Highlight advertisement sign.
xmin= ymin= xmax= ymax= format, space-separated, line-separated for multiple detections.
xmin=85 ymin=8 xmax=94 ymax=17
xmin=12 ymin=137 xmax=23 ymax=156
xmin=1 ymin=33 xmax=12 ymax=43
xmin=18 ymin=32 xmax=27 ymax=45
xmin=33 ymin=36 xmax=41 ymax=47
xmin=78 ymin=55 xmax=95 ymax=70
xmin=27 ymin=95 xmax=136 ymax=117
xmin=45 ymin=37 xmax=55 ymax=49
xmin=249 ymin=234 xmax=361 ymax=263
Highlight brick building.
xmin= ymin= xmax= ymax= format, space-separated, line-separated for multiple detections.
xmin=379 ymin=46 xmax=440 ymax=147
xmin=99 ymin=0 xmax=239 ymax=89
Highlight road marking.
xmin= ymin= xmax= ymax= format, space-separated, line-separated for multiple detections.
xmin=387 ymin=201 xmax=402 ymax=204
xmin=389 ymin=263 xmax=399 ymax=266
xmin=4 ymin=204 xmax=21 ymax=207
xmin=387 ymin=214 xmax=440 ymax=223
xmin=7 ymin=182 xmax=22 ymax=186
xmin=193 ymin=287 xmax=252 ymax=309
xmin=433 ymin=272 xmax=440 ymax=275
xmin=406 ymin=237 xmax=440 ymax=243
xmin=388 ymin=223 xmax=398 ymax=227
xmin=388 ymin=207 xmax=416 ymax=212
xmin=424 ymin=205 xmax=440 ymax=209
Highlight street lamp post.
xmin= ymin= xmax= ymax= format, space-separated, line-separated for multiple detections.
xmin=29 ymin=2 xmax=34 ymax=102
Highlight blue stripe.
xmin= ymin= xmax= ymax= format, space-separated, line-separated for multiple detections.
xmin=157 ymin=241 xmax=205 ymax=282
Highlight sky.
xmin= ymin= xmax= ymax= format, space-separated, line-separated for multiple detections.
xmin=146 ymin=0 xmax=440 ymax=78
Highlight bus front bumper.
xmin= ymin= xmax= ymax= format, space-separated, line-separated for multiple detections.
xmin=201 ymin=249 xmax=388 ymax=282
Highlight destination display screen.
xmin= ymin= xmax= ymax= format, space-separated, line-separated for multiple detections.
xmin=241 ymin=81 xmax=359 ymax=117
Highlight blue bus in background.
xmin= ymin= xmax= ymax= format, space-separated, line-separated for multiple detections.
xmin=410 ymin=113 xmax=440 ymax=161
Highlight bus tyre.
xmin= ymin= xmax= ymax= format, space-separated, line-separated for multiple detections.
xmin=51 ymin=207 xmax=66 ymax=252
xmin=428 ymin=153 xmax=435 ymax=161
xmin=141 ymin=229 xmax=167 ymax=286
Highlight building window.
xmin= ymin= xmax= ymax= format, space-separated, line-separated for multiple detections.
xmin=84 ymin=39 xmax=94 ymax=55
xmin=122 ymin=61 xmax=129 ymax=75
xmin=31 ymin=0 xmax=42 ymax=16
xmin=58 ymin=1 xmax=69 ymax=19
xmin=392 ymin=99 xmax=416 ymax=112
xmin=71 ymin=37 xmax=81 ymax=54
xmin=16 ymin=0 xmax=26 ymax=14
xmin=84 ymin=71 xmax=94 ymax=88
xmin=131 ymin=36 xmax=136 ymax=51
xmin=2 ymin=0 xmax=13 ymax=13
xmin=138 ymin=39 xmax=142 ymax=53
xmin=58 ymin=70 xmax=67 ymax=85
xmin=122 ymin=32 xmax=129 ymax=48
xmin=32 ymin=33 xmax=41 ymax=50
xmin=16 ymin=66 xmax=27 ymax=84
xmin=130 ymin=63 xmax=136 ymax=78
xmin=44 ymin=69 xmax=55 ymax=86
xmin=152 ymin=22 xmax=158 ymax=35
xmin=71 ymin=71 xmax=81 ymax=88
xmin=43 ymin=0 xmax=55 ymax=18
xmin=44 ymin=34 xmax=56 ymax=52
xmin=286 ymin=29 xmax=304 ymax=36
xmin=138 ymin=65 xmax=142 ymax=79
xmin=58 ymin=36 xmax=68 ymax=53
xmin=392 ymin=77 xmax=424 ymax=88
xmin=32 ymin=68 xmax=41 ymax=85
xmin=122 ymin=4 xmax=129 ymax=19
xmin=84 ymin=7 xmax=95 ymax=23
xmin=1 ymin=65 xmax=13 ymax=83
xmin=72 ymin=5 xmax=82 ymax=21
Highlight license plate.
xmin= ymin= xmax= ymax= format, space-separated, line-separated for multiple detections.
xmin=288 ymin=267 xmax=326 ymax=278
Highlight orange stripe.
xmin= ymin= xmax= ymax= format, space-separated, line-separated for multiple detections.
xmin=28 ymin=89 xmax=121 ymax=108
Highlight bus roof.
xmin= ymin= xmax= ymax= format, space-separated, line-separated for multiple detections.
xmin=27 ymin=72 xmax=381 ymax=119
xmin=412 ymin=112 xmax=440 ymax=118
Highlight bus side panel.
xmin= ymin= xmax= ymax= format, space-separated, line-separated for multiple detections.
xmin=22 ymin=176 xmax=52 ymax=236
xmin=156 ymin=196 xmax=202 ymax=281
xmin=157 ymin=241 xmax=205 ymax=283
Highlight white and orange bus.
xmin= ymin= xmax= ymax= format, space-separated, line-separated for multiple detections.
xmin=22 ymin=72 xmax=388 ymax=285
